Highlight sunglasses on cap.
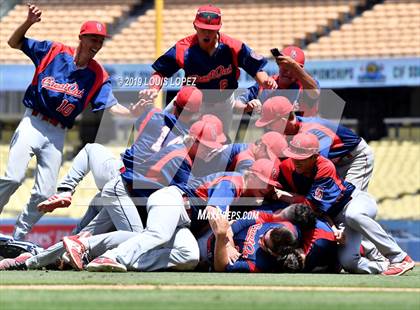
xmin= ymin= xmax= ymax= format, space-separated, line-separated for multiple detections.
xmin=196 ymin=11 xmax=221 ymax=24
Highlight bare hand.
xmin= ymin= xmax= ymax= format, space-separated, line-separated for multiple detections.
xmin=138 ymin=88 xmax=158 ymax=101
xmin=27 ymin=3 xmax=42 ymax=24
xmin=275 ymin=55 xmax=301 ymax=74
xmin=129 ymin=99 xmax=153 ymax=117
xmin=244 ymin=99 xmax=262 ymax=114
xmin=226 ymin=243 xmax=241 ymax=264
xmin=261 ymin=76 xmax=278 ymax=90
xmin=207 ymin=206 xmax=230 ymax=237
xmin=332 ymin=226 xmax=346 ymax=245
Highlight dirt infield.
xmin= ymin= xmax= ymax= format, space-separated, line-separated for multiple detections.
xmin=1 ymin=284 xmax=419 ymax=292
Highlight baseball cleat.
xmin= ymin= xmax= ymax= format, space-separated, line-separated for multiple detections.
xmin=382 ymin=255 xmax=415 ymax=276
xmin=86 ymin=257 xmax=127 ymax=273
xmin=63 ymin=236 xmax=86 ymax=271
xmin=0 ymin=252 xmax=32 ymax=271
xmin=37 ymin=192 xmax=72 ymax=213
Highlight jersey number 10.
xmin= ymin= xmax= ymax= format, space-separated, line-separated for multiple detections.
xmin=56 ymin=99 xmax=76 ymax=117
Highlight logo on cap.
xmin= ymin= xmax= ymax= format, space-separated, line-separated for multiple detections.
xmin=290 ymin=49 xmax=297 ymax=60
xmin=97 ymin=23 xmax=102 ymax=32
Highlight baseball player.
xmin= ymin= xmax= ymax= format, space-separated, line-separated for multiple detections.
xmin=0 ymin=4 xmax=144 ymax=240
xmin=2 ymin=120 xmax=220 ymax=271
xmin=207 ymin=211 xmax=300 ymax=272
xmin=59 ymin=121 xmax=223 ymax=272
xmin=235 ymin=46 xmax=320 ymax=117
xmin=256 ymin=96 xmax=374 ymax=191
xmin=62 ymin=157 xmax=278 ymax=272
xmin=300 ymin=217 xmax=341 ymax=273
xmin=37 ymin=85 xmax=202 ymax=218
xmin=191 ymin=131 xmax=287 ymax=177
xmin=276 ymin=133 xmax=414 ymax=275
xmin=149 ymin=4 xmax=277 ymax=137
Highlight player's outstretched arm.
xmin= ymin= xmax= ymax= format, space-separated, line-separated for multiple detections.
xmin=8 ymin=3 xmax=42 ymax=49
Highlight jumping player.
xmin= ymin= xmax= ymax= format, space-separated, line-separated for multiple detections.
xmin=149 ymin=4 xmax=277 ymax=136
xmin=0 ymin=4 xmax=143 ymax=240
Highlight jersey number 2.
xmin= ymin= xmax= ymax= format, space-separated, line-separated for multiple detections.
xmin=56 ymin=99 xmax=76 ymax=117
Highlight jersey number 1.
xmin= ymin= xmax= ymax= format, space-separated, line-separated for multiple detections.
xmin=56 ymin=99 xmax=76 ymax=117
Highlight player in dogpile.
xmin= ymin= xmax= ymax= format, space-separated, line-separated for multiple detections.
xmin=0 ymin=3 xmax=415 ymax=276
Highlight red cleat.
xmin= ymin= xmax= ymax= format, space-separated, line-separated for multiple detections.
xmin=63 ymin=235 xmax=86 ymax=271
xmin=382 ymin=255 xmax=415 ymax=276
xmin=37 ymin=192 xmax=72 ymax=213
xmin=0 ymin=252 xmax=32 ymax=270
xmin=86 ymin=257 xmax=127 ymax=272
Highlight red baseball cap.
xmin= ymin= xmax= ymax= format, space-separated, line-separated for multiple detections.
xmin=283 ymin=133 xmax=319 ymax=160
xmin=189 ymin=120 xmax=223 ymax=149
xmin=200 ymin=114 xmax=227 ymax=143
xmin=255 ymin=96 xmax=293 ymax=127
xmin=261 ymin=131 xmax=288 ymax=159
xmin=80 ymin=21 xmax=110 ymax=38
xmin=250 ymin=158 xmax=280 ymax=187
xmin=193 ymin=5 xmax=222 ymax=31
xmin=175 ymin=86 xmax=203 ymax=113
xmin=282 ymin=46 xmax=305 ymax=66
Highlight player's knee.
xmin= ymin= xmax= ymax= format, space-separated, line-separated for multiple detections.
xmin=345 ymin=210 xmax=364 ymax=228
xmin=148 ymin=228 xmax=173 ymax=246
xmin=172 ymin=243 xmax=200 ymax=271
xmin=340 ymin=255 xmax=361 ymax=273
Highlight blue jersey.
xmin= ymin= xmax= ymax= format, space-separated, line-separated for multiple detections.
xmin=279 ymin=156 xmax=355 ymax=218
xmin=298 ymin=117 xmax=361 ymax=160
xmin=301 ymin=219 xmax=340 ymax=273
xmin=181 ymin=172 xmax=244 ymax=234
xmin=121 ymin=143 xmax=192 ymax=198
xmin=152 ymin=33 xmax=267 ymax=103
xmin=21 ymin=38 xmax=117 ymax=128
xmin=191 ymin=143 xmax=253 ymax=177
xmin=122 ymin=107 xmax=188 ymax=166
xmin=227 ymin=220 xmax=298 ymax=273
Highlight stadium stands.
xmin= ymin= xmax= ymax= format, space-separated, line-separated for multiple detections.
xmin=98 ymin=0 xmax=363 ymax=63
xmin=0 ymin=0 xmax=138 ymax=64
xmin=307 ymin=0 xmax=420 ymax=59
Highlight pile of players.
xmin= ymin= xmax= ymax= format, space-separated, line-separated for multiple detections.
xmin=0 ymin=87 xmax=414 ymax=276
xmin=0 ymin=4 xmax=414 ymax=275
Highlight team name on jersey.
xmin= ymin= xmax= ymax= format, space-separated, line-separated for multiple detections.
xmin=191 ymin=65 xmax=233 ymax=83
xmin=41 ymin=77 xmax=85 ymax=99
xmin=242 ymin=223 xmax=262 ymax=258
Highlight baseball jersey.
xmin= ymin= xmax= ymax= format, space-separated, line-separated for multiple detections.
xmin=301 ymin=219 xmax=340 ymax=273
xmin=121 ymin=143 xmax=192 ymax=198
xmin=226 ymin=219 xmax=299 ymax=272
xmin=278 ymin=156 xmax=355 ymax=218
xmin=237 ymin=74 xmax=320 ymax=116
xmin=297 ymin=116 xmax=361 ymax=160
xmin=191 ymin=143 xmax=254 ymax=177
xmin=21 ymin=38 xmax=117 ymax=128
xmin=122 ymin=107 xmax=189 ymax=166
xmin=181 ymin=172 xmax=244 ymax=234
xmin=152 ymin=33 xmax=267 ymax=103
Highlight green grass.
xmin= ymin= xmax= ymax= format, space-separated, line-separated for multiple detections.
xmin=1 ymin=270 xmax=419 ymax=310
